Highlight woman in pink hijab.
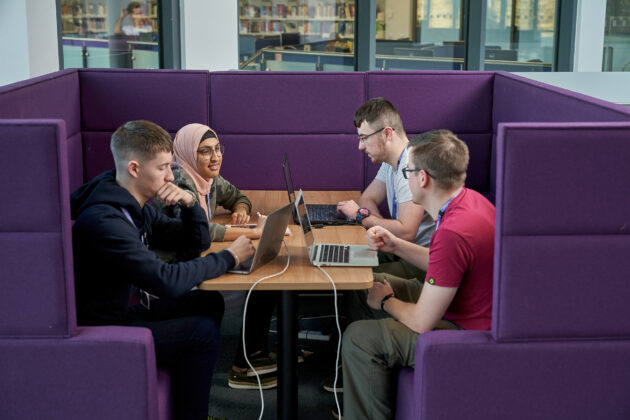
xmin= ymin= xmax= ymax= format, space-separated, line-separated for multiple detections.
xmin=153 ymin=123 xmax=283 ymax=390
xmin=153 ymin=123 xmax=263 ymax=241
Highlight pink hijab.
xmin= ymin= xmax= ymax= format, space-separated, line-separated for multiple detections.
xmin=172 ymin=123 xmax=218 ymax=218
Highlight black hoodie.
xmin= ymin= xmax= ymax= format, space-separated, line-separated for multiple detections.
xmin=71 ymin=170 xmax=235 ymax=325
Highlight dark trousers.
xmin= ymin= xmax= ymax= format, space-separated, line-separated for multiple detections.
xmin=129 ymin=289 xmax=224 ymax=420
xmin=233 ymin=290 xmax=279 ymax=368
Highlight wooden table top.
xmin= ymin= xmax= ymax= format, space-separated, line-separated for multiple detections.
xmin=198 ymin=190 xmax=374 ymax=291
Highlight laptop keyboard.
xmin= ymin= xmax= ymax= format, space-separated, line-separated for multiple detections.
xmin=315 ymin=244 xmax=350 ymax=264
xmin=308 ymin=204 xmax=339 ymax=221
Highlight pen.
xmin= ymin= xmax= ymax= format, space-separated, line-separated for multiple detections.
xmin=225 ymin=224 xmax=257 ymax=229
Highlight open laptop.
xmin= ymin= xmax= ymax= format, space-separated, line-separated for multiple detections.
xmin=228 ymin=202 xmax=293 ymax=274
xmin=294 ymin=190 xmax=378 ymax=267
xmin=282 ymin=154 xmax=354 ymax=225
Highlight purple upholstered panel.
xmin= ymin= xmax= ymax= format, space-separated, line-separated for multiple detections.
xmin=395 ymin=368 xmax=415 ymax=420
xmin=495 ymin=123 xmax=630 ymax=235
xmin=209 ymin=72 xmax=365 ymax=134
xmin=490 ymin=75 xmax=630 ymax=200
xmin=493 ymin=73 xmax=630 ymax=132
xmin=494 ymin=236 xmax=630 ymax=340
xmin=367 ymin=72 xmax=494 ymax=194
xmin=67 ymin=131 xmax=84 ymax=192
xmin=366 ymin=71 xmax=494 ymax=134
xmin=79 ymin=69 xmax=209 ymax=133
xmin=0 ymin=121 xmax=75 ymax=338
xmin=0 ymin=326 xmax=162 ymax=420
xmin=82 ymin=131 xmax=176 ymax=183
xmin=157 ymin=369 xmax=174 ymax=420
xmin=0 ymin=69 xmax=81 ymax=137
xmin=404 ymin=330 xmax=630 ymax=420
xmin=219 ymin=134 xmax=363 ymax=190
xmin=493 ymin=123 xmax=630 ymax=340
xmin=82 ymin=131 xmax=117 ymax=181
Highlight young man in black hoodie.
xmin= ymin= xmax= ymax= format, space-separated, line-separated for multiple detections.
xmin=71 ymin=120 xmax=255 ymax=420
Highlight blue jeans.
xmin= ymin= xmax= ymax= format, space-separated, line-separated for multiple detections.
xmin=129 ymin=289 xmax=224 ymax=420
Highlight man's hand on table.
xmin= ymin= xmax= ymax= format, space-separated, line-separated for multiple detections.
xmin=227 ymin=236 xmax=256 ymax=264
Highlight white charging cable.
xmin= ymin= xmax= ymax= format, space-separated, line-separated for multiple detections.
xmin=316 ymin=265 xmax=343 ymax=419
xmin=241 ymin=240 xmax=291 ymax=420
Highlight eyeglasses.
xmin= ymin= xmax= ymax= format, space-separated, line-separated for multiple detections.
xmin=402 ymin=166 xmax=435 ymax=180
xmin=197 ymin=144 xmax=225 ymax=159
xmin=358 ymin=127 xmax=387 ymax=144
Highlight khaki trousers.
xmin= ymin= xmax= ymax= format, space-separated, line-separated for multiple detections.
xmin=342 ymin=273 xmax=460 ymax=420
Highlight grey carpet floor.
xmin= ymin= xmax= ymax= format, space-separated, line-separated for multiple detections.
xmin=208 ymin=313 xmax=344 ymax=420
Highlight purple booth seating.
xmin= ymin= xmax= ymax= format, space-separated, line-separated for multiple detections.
xmin=3 ymin=69 xmax=630 ymax=419
xmin=395 ymin=122 xmax=630 ymax=420
xmin=0 ymin=120 xmax=173 ymax=420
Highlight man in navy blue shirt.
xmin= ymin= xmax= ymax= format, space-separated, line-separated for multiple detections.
xmin=71 ymin=120 xmax=255 ymax=420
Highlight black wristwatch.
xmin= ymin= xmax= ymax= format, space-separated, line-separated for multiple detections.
xmin=356 ymin=208 xmax=371 ymax=225
xmin=381 ymin=293 xmax=395 ymax=312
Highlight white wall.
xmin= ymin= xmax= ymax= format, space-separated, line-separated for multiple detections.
xmin=0 ymin=0 xmax=59 ymax=86
xmin=180 ymin=0 xmax=239 ymax=71
xmin=573 ymin=0 xmax=607 ymax=72
xmin=513 ymin=72 xmax=630 ymax=106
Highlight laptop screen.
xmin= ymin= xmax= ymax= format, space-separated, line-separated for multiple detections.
xmin=295 ymin=192 xmax=315 ymax=248
xmin=282 ymin=154 xmax=296 ymax=203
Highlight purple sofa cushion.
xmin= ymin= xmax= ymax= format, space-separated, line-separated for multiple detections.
xmin=79 ymin=69 xmax=209 ymax=133
xmin=367 ymin=72 xmax=494 ymax=194
xmin=0 ymin=70 xmax=81 ymax=136
xmin=0 ymin=70 xmax=83 ymax=189
xmin=493 ymin=123 xmax=630 ymax=340
xmin=493 ymin=73 xmax=630 ymax=131
xmin=0 ymin=121 xmax=75 ymax=338
xmin=219 ymin=134 xmax=363 ymax=190
xmin=490 ymin=73 xmax=630 ymax=199
xmin=406 ymin=330 xmax=630 ymax=420
xmin=0 ymin=326 xmax=162 ymax=420
xmin=366 ymin=71 xmax=494 ymax=134
xmin=209 ymin=72 xmax=365 ymax=134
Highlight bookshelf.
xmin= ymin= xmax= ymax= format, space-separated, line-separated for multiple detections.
xmin=60 ymin=0 xmax=158 ymax=38
xmin=238 ymin=1 xmax=355 ymax=39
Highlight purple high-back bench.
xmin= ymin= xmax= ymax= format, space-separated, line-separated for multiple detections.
xmin=0 ymin=119 xmax=172 ymax=420
xmin=2 ymin=69 xmax=630 ymax=418
xmin=395 ymin=122 xmax=630 ymax=420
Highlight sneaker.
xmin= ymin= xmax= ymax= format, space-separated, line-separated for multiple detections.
xmin=245 ymin=351 xmax=307 ymax=377
xmin=322 ymin=365 xmax=343 ymax=393
xmin=228 ymin=368 xmax=277 ymax=390
xmin=246 ymin=352 xmax=278 ymax=376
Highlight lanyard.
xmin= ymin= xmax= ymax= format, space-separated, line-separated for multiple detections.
xmin=121 ymin=206 xmax=155 ymax=308
xmin=206 ymin=194 xmax=212 ymax=221
xmin=121 ymin=207 xmax=147 ymax=246
xmin=391 ymin=148 xmax=406 ymax=220
xmin=435 ymin=190 xmax=462 ymax=230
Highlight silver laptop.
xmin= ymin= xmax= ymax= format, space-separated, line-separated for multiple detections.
xmin=294 ymin=190 xmax=378 ymax=267
xmin=228 ymin=203 xmax=293 ymax=274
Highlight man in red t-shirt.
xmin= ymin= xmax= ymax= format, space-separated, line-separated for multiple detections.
xmin=341 ymin=130 xmax=495 ymax=420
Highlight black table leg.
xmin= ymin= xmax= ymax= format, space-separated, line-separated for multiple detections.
xmin=278 ymin=290 xmax=298 ymax=420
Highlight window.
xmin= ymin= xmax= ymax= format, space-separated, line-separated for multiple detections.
xmin=374 ymin=0 xmax=466 ymax=71
xmin=603 ymin=0 xmax=630 ymax=71
xmin=60 ymin=0 xmax=159 ymax=69
xmin=238 ymin=0 xmax=356 ymax=71
xmin=485 ymin=0 xmax=555 ymax=71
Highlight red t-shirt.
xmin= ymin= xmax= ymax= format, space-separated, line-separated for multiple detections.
xmin=425 ymin=188 xmax=495 ymax=330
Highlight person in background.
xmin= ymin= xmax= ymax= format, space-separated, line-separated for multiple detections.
xmin=152 ymin=123 xmax=282 ymax=391
xmin=113 ymin=1 xmax=152 ymax=37
xmin=71 ymin=120 xmax=255 ymax=420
